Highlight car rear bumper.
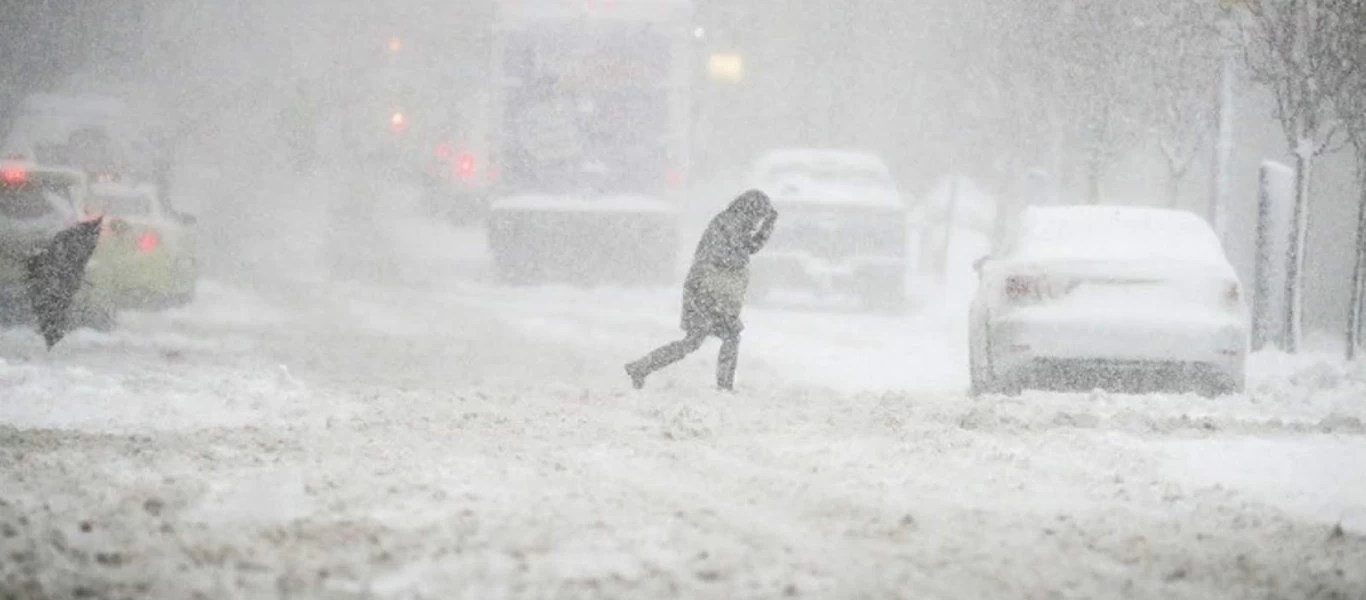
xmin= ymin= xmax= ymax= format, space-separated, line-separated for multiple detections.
xmin=988 ymin=315 xmax=1247 ymax=391
xmin=87 ymin=252 xmax=191 ymax=305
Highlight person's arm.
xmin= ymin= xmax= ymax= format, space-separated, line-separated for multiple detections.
xmin=746 ymin=211 xmax=778 ymax=254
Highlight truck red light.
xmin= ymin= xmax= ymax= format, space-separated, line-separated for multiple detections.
xmin=457 ymin=153 xmax=477 ymax=181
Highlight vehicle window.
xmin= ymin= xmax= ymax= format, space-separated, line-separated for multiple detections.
xmin=501 ymin=27 xmax=673 ymax=195
xmin=0 ymin=186 xmax=58 ymax=220
xmin=93 ymin=193 xmax=152 ymax=216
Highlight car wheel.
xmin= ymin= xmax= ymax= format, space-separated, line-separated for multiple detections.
xmin=168 ymin=276 xmax=197 ymax=307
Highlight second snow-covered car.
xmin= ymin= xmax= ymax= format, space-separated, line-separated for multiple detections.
xmin=84 ymin=180 xmax=197 ymax=308
xmin=746 ymin=149 xmax=910 ymax=311
xmin=968 ymin=205 xmax=1248 ymax=397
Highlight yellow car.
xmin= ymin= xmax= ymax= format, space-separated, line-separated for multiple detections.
xmin=84 ymin=180 xmax=198 ymax=308
xmin=0 ymin=163 xmax=118 ymax=331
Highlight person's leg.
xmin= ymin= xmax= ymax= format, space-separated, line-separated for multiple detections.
xmin=717 ymin=333 xmax=741 ymax=391
xmin=626 ymin=332 xmax=707 ymax=388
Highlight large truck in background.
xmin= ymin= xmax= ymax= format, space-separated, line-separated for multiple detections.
xmin=483 ymin=0 xmax=696 ymax=285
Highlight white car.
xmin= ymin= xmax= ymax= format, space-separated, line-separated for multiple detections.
xmin=968 ymin=205 xmax=1248 ymax=397
xmin=746 ymin=149 xmax=910 ymax=311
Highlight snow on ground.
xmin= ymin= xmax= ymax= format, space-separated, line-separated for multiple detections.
xmin=2 ymin=178 xmax=1365 ymax=598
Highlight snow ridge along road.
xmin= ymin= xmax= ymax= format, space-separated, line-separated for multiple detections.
xmin=2 ymin=274 xmax=1363 ymax=599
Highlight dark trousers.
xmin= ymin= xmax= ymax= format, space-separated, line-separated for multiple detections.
xmin=629 ymin=331 xmax=741 ymax=389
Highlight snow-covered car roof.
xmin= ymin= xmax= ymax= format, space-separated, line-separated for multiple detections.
xmin=1008 ymin=205 xmax=1231 ymax=271
xmin=750 ymin=149 xmax=902 ymax=210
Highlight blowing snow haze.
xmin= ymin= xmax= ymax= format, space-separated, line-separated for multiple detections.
xmin=1 ymin=0 xmax=1360 ymax=329
xmin=2 ymin=1 xmax=1366 ymax=598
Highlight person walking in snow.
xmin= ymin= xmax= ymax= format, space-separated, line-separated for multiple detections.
xmin=625 ymin=189 xmax=778 ymax=391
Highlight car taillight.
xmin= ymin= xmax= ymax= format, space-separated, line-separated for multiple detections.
xmin=456 ymin=153 xmax=477 ymax=181
xmin=1 ymin=165 xmax=27 ymax=185
xmin=390 ymin=111 xmax=407 ymax=132
xmin=435 ymin=143 xmax=452 ymax=160
xmin=137 ymin=231 xmax=160 ymax=253
xmin=1004 ymin=276 xmax=1043 ymax=303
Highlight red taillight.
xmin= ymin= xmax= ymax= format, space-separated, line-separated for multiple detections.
xmin=456 ymin=153 xmax=477 ymax=181
xmin=1 ymin=167 xmax=27 ymax=186
xmin=390 ymin=111 xmax=407 ymax=132
xmin=667 ymin=168 xmax=684 ymax=187
xmin=1004 ymin=276 xmax=1042 ymax=302
xmin=435 ymin=143 xmax=452 ymax=160
xmin=137 ymin=231 xmax=160 ymax=253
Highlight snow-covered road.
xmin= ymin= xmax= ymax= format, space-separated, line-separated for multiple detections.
xmin=3 ymin=273 xmax=1364 ymax=599
xmin=3 ymin=178 xmax=1365 ymax=598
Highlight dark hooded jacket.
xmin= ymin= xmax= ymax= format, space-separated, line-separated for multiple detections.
xmin=680 ymin=190 xmax=778 ymax=336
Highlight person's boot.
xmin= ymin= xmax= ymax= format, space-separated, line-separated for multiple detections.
xmin=624 ymin=362 xmax=647 ymax=390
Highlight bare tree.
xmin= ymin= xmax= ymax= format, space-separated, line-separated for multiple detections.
xmin=1059 ymin=1 xmax=1150 ymax=205
xmin=1137 ymin=0 xmax=1221 ymax=208
xmin=1325 ymin=0 xmax=1366 ymax=359
xmin=1242 ymin=0 xmax=1359 ymax=352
